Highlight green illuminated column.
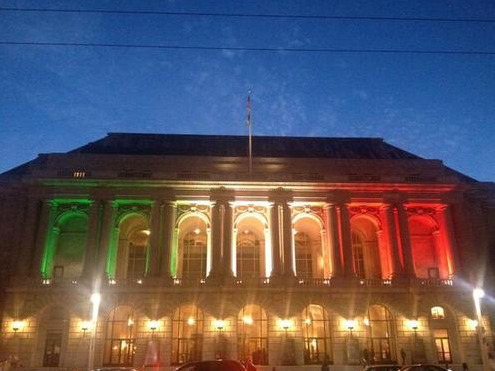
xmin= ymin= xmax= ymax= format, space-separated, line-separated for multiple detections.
xmin=41 ymin=227 xmax=60 ymax=278
xmin=162 ymin=200 xmax=177 ymax=279
xmin=17 ymin=197 xmax=40 ymax=277
xmin=98 ymin=200 xmax=118 ymax=279
xmin=148 ymin=200 xmax=163 ymax=277
xmin=34 ymin=199 xmax=57 ymax=278
xmin=82 ymin=201 xmax=101 ymax=279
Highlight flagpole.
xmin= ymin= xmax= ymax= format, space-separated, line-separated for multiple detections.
xmin=247 ymin=89 xmax=253 ymax=175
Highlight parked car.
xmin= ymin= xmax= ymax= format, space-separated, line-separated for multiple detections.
xmin=364 ymin=364 xmax=401 ymax=371
xmin=175 ymin=360 xmax=246 ymax=371
xmin=400 ymin=364 xmax=451 ymax=371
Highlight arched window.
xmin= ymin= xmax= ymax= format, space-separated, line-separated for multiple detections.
xmin=53 ymin=214 xmax=88 ymax=278
xmin=409 ymin=216 xmax=445 ymax=279
xmin=431 ymin=306 xmax=445 ymax=320
xmin=366 ymin=305 xmax=395 ymax=363
xmin=351 ymin=216 xmax=382 ymax=279
xmin=236 ymin=217 xmax=265 ymax=279
xmin=302 ymin=305 xmax=333 ymax=364
xmin=103 ymin=306 xmax=135 ymax=366
xmin=171 ymin=304 xmax=203 ymax=365
xmin=294 ymin=217 xmax=324 ymax=279
xmin=115 ymin=215 xmax=150 ymax=280
xmin=179 ymin=218 xmax=208 ymax=279
xmin=237 ymin=304 xmax=268 ymax=365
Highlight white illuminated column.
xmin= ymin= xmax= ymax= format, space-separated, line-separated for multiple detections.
xmin=473 ymin=288 xmax=490 ymax=371
xmin=87 ymin=292 xmax=101 ymax=371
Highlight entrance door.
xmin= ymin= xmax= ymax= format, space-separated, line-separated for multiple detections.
xmin=43 ymin=331 xmax=62 ymax=367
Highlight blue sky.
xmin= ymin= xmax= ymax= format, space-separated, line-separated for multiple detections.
xmin=1 ymin=0 xmax=494 ymax=180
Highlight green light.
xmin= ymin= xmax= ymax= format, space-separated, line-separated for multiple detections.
xmin=170 ymin=230 xmax=179 ymax=277
xmin=105 ymin=227 xmax=119 ymax=278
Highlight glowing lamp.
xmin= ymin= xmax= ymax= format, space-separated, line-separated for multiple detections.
xmin=90 ymin=293 xmax=101 ymax=306
xmin=243 ymin=316 xmax=253 ymax=325
xmin=468 ymin=319 xmax=478 ymax=330
xmin=187 ymin=317 xmax=196 ymax=326
xmin=214 ymin=319 xmax=225 ymax=330
xmin=12 ymin=320 xmax=24 ymax=332
xmin=279 ymin=319 xmax=291 ymax=330
xmin=407 ymin=319 xmax=419 ymax=331
xmin=343 ymin=319 xmax=356 ymax=330
xmin=148 ymin=320 xmax=159 ymax=331
xmin=80 ymin=320 xmax=91 ymax=333
xmin=304 ymin=318 xmax=312 ymax=325
xmin=473 ymin=288 xmax=485 ymax=300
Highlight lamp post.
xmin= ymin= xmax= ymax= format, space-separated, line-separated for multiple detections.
xmin=473 ymin=288 xmax=490 ymax=371
xmin=87 ymin=292 xmax=101 ymax=371
xmin=408 ymin=320 xmax=419 ymax=364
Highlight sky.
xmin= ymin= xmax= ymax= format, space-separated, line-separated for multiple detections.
xmin=1 ymin=0 xmax=494 ymax=180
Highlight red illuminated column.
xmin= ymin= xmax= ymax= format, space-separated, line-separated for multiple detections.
xmin=17 ymin=196 xmax=40 ymax=277
xmin=324 ymin=202 xmax=342 ymax=277
xmin=337 ymin=203 xmax=354 ymax=277
xmin=161 ymin=199 xmax=176 ymax=279
xmin=82 ymin=200 xmax=101 ymax=279
xmin=282 ymin=201 xmax=295 ymax=277
xmin=397 ymin=203 xmax=415 ymax=277
xmin=148 ymin=199 xmax=163 ymax=277
xmin=437 ymin=205 xmax=461 ymax=277
xmin=380 ymin=204 xmax=403 ymax=278
xmin=269 ymin=200 xmax=283 ymax=277
xmin=32 ymin=199 xmax=57 ymax=277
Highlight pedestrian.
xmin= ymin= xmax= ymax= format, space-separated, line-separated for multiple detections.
xmin=462 ymin=362 xmax=468 ymax=371
xmin=400 ymin=349 xmax=406 ymax=366
xmin=321 ymin=354 xmax=330 ymax=371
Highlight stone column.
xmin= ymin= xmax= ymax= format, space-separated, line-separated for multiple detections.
xmin=17 ymin=197 xmax=39 ymax=277
xmin=161 ymin=200 xmax=177 ymax=279
xmin=324 ymin=202 xmax=342 ymax=277
xmin=82 ymin=201 xmax=101 ymax=279
xmin=397 ymin=203 xmax=415 ymax=277
xmin=380 ymin=204 xmax=403 ymax=278
xmin=209 ymin=199 xmax=222 ymax=278
xmin=269 ymin=200 xmax=283 ymax=278
xmin=337 ymin=203 xmax=354 ymax=277
xmin=281 ymin=201 xmax=295 ymax=277
xmin=32 ymin=199 xmax=57 ymax=277
xmin=97 ymin=200 xmax=118 ymax=279
xmin=148 ymin=200 xmax=163 ymax=277
xmin=223 ymin=201 xmax=234 ymax=277
xmin=437 ymin=204 xmax=461 ymax=277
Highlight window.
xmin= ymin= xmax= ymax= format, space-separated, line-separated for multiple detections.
xmin=171 ymin=304 xmax=203 ymax=365
xmin=183 ymin=231 xmax=207 ymax=279
xmin=433 ymin=329 xmax=452 ymax=363
xmin=126 ymin=230 xmax=149 ymax=279
xmin=367 ymin=305 xmax=395 ymax=363
xmin=237 ymin=230 xmax=261 ymax=278
xmin=431 ymin=307 xmax=445 ymax=320
xmin=295 ymin=232 xmax=313 ymax=279
xmin=103 ymin=306 xmax=135 ymax=366
xmin=302 ymin=305 xmax=332 ymax=364
xmin=237 ymin=305 xmax=268 ymax=365
xmin=352 ymin=232 xmax=366 ymax=279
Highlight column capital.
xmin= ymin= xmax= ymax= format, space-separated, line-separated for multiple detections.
xmin=269 ymin=188 xmax=293 ymax=204
xmin=382 ymin=191 xmax=408 ymax=205
xmin=210 ymin=187 xmax=235 ymax=204
xmin=326 ymin=190 xmax=350 ymax=205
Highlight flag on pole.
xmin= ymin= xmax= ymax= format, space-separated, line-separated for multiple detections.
xmin=247 ymin=91 xmax=252 ymax=127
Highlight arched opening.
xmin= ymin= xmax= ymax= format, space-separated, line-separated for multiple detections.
xmin=178 ymin=216 xmax=208 ymax=279
xmin=38 ymin=305 xmax=70 ymax=367
xmin=115 ymin=215 xmax=150 ymax=280
xmin=53 ymin=213 xmax=88 ymax=279
xmin=366 ymin=305 xmax=396 ymax=364
xmin=236 ymin=216 xmax=266 ymax=278
xmin=302 ymin=304 xmax=333 ymax=364
xmin=171 ymin=304 xmax=204 ymax=365
xmin=409 ymin=216 xmax=446 ymax=279
xmin=103 ymin=306 xmax=136 ymax=366
xmin=237 ymin=304 xmax=268 ymax=365
xmin=351 ymin=216 xmax=382 ymax=279
xmin=294 ymin=217 xmax=324 ymax=279
xmin=429 ymin=305 xmax=458 ymax=365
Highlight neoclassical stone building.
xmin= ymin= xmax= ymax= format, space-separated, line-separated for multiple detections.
xmin=0 ymin=133 xmax=494 ymax=370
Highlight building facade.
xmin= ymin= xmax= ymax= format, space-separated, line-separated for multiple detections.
xmin=0 ymin=133 xmax=494 ymax=370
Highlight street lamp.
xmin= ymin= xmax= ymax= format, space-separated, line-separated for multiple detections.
xmin=148 ymin=320 xmax=159 ymax=338
xmin=12 ymin=320 xmax=25 ymax=334
xmin=87 ymin=292 xmax=101 ymax=371
xmin=344 ymin=319 xmax=356 ymax=337
xmin=80 ymin=321 xmax=91 ymax=337
xmin=407 ymin=320 xmax=419 ymax=363
xmin=473 ymin=288 xmax=490 ymax=371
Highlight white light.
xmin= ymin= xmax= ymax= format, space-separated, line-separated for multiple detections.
xmin=187 ymin=317 xmax=195 ymax=326
xmin=243 ymin=316 xmax=253 ymax=325
xmin=473 ymin=288 xmax=485 ymax=300
xmin=148 ymin=320 xmax=159 ymax=331
xmin=214 ymin=319 xmax=225 ymax=330
xmin=194 ymin=228 xmax=201 ymax=235
xmin=343 ymin=319 xmax=356 ymax=330
xmin=407 ymin=319 xmax=419 ymax=330
xmin=90 ymin=293 xmax=101 ymax=305
xmin=142 ymin=230 xmax=151 ymax=236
